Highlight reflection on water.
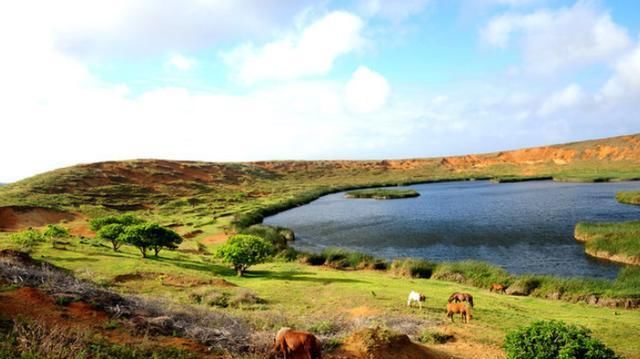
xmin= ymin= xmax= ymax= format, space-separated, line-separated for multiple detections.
xmin=265 ymin=181 xmax=640 ymax=278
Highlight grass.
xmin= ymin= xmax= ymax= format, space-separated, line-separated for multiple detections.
xmin=2 ymin=236 xmax=640 ymax=357
xmin=345 ymin=188 xmax=420 ymax=199
xmin=575 ymin=221 xmax=640 ymax=263
xmin=617 ymin=191 xmax=640 ymax=205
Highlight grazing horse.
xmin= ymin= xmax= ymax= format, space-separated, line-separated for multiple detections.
xmin=490 ymin=283 xmax=507 ymax=294
xmin=446 ymin=302 xmax=472 ymax=323
xmin=407 ymin=290 xmax=426 ymax=309
xmin=448 ymin=292 xmax=474 ymax=308
xmin=274 ymin=327 xmax=322 ymax=359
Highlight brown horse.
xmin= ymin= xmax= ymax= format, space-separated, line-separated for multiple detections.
xmin=446 ymin=302 xmax=472 ymax=323
xmin=448 ymin=292 xmax=474 ymax=307
xmin=274 ymin=327 xmax=322 ymax=359
xmin=490 ymin=283 xmax=507 ymax=294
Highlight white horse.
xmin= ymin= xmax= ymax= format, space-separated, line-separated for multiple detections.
xmin=407 ymin=290 xmax=426 ymax=309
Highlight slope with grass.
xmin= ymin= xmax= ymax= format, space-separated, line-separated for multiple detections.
xmin=1 ymin=237 xmax=639 ymax=358
xmin=0 ymin=134 xmax=639 ymax=234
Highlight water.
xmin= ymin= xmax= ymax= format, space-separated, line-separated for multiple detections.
xmin=265 ymin=181 xmax=640 ymax=278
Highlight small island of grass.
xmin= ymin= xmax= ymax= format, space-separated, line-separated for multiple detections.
xmin=345 ymin=188 xmax=420 ymax=200
xmin=574 ymin=221 xmax=640 ymax=265
xmin=616 ymin=191 xmax=640 ymax=205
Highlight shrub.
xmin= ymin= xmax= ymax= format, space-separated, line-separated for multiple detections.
xmin=390 ymin=258 xmax=435 ymax=278
xmin=507 ymin=275 xmax=543 ymax=296
xmin=432 ymin=260 xmax=510 ymax=287
xmin=9 ymin=229 xmax=45 ymax=252
xmin=504 ymin=320 xmax=618 ymax=359
xmin=43 ymin=224 xmax=70 ymax=248
xmin=416 ymin=329 xmax=454 ymax=344
xmin=229 ymin=289 xmax=265 ymax=308
xmin=239 ymin=224 xmax=290 ymax=250
xmin=216 ymin=234 xmax=274 ymax=276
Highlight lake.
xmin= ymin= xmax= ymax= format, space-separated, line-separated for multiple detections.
xmin=265 ymin=180 xmax=640 ymax=278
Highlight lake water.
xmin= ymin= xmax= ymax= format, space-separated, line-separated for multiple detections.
xmin=265 ymin=181 xmax=640 ymax=278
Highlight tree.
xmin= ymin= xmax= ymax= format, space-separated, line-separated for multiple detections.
xmin=96 ymin=223 xmax=126 ymax=251
xmin=504 ymin=320 xmax=618 ymax=359
xmin=216 ymin=234 xmax=274 ymax=276
xmin=120 ymin=223 xmax=182 ymax=258
xmin=90 ymin=214 xmax=145 ymax=251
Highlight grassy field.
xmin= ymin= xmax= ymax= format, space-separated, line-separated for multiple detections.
xmin=344 ymin=188 xmax=420 ymax=199
xmin=1 ymin=234 xmax=639 ymax=358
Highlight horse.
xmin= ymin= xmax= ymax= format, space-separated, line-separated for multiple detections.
xmin=490 ymin=283 xmax=507 ymax=294
xmin=448 ymin=292 xmax=474 ymax=308
xmin=274 ymin=327 xmax=322 ymax=359
xmin=407 ymin=290 xmax=426 ymax=309
xmin=446 ymin=302 xmax=472 ymax=323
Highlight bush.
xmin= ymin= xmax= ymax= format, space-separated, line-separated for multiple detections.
xmin=390 ymin=258 xmax=435 ymax=278
xmin=216 ymin=234 xmax=274 ymax=276
xmin=416 ymin=329 xmax=454 ymax=344
xmin=239 ymin=224 xmax=291 ymax=250
xmin=10 ymin=229 xmax=45 ymax=252
xmin=432 ymin=260 xmax=510 ymax=287
xmin=507 ymin=275 xmax=543 ymax=296
xmin=504 ymin=320 xmax=618 ymax=359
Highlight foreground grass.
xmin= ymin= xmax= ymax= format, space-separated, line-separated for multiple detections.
xmin=2 ymin=236 xmax=639 ymax=358
xmin=345 ymin=188 xmax=420 ymax=200
xmin=575 ymin=221 xmax=640 ymax=265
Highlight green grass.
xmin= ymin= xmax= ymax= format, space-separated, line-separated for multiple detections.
xmin=617 ymin=191 xmax=640 ymax=205
xmin=575 ymin=221 xmax=640 ymax=263
xmin=2 ymin=236 xmax=640 ymax=357
xmin=345 ymin=188 xmax=420 ymax=199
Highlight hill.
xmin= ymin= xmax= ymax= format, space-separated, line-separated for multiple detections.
xmin=0 ymin=133 xmax=639 ymax=231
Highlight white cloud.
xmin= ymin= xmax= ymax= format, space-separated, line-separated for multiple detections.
xmin=358 ymin=0 xmax=431 ymax=21
xmin=481 ymin=2 xmax=631 ymax=73
xmin=344 ymin=66 xmax=391 ymax=113
xmin=167 ymin=53 xmax=195 ymax=71
xmin=600 ymin=42 xmax=640 ymax=101
xmin=222 ymin=11 xmax=364 ymax=84
xmin=8 ymin=0 xmax=314 ymax=58
xmin=538 ymin=84 xmax=584 ymax=116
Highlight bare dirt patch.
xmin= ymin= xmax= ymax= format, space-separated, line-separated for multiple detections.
xmin=330 ymin=327 xmax=454 ymax=359
xmin=0 ymin=206 xmax=77 ymax=232
xmin=0 ymin=287 xmax=215 ymax=357
xmin=201 ymin=232 xmax=229 ymax=245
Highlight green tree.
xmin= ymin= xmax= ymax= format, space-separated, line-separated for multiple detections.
xmin=504 ymin=320 xmax=618 ymax=359
xmin=97 ymin=223 xmax=126 ymax=251
xmin=120 ymin=223 xmax=182 ymax=258
xmin=215 ymin=234 xmax=274 ymax=276
xmin=90 ymin=214 xmax=145 ymax=251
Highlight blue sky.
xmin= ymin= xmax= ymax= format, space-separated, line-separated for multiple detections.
xmin=1 ymin=0 xmax=640 ymax=182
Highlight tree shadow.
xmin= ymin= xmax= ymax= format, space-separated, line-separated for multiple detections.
xmin=244 ymin=270 xmax=366 ymax=284
xmin=149 ymin=256 xmax=236 ymax=276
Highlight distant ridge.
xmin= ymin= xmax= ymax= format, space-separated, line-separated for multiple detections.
xmin=0 ymin=133 xmax=639 ymax=222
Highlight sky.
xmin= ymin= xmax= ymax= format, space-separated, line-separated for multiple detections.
xmin=1 ymin=0 xmax=640 ymax=182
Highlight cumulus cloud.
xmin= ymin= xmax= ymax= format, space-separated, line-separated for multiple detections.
xmin=599 ymin=42 xmax=640 ymax=101
xmin=344 ymin=66 xmax=391 ymax=113
xmin=357 ymin=0 xmax=431 ymax=21
xmin=167 ymin=53 xmax=195 ymax=71
xmin=16 ymin=0 xmax=313 ymax=58
xmin=538 ymin=84 xmax=584 ymax=116
xmin=481 ymin=1 xmax=631 ymax=74
xmin=222 ymin=11 xmax=364 ymax=84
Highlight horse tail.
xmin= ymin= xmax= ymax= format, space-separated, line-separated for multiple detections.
xmin=468 ymin=295 xmax=474 ymax=308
